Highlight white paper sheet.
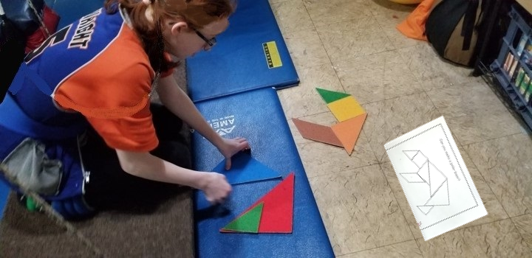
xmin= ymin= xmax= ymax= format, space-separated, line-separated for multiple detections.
xmin=384 ymin=116 xmax=487 ymax=241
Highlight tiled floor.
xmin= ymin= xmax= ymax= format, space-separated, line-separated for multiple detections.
xmin=269 ymin=0 xmax=532 ymax=257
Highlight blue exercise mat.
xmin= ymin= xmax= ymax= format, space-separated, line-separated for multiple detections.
xmin=186 ymin=0 xmax=299 ymax=103
xmin=192 ymin=88 xmax=333 ymax=258
xmin=45 ymin=0 xmax=104 ymax=29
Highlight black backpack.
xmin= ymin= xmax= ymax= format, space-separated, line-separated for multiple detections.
xmin=426 ymin=0 xmax=485 ymax=67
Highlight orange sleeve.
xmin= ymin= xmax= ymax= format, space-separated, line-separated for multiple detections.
xmin=53 ymin=26 xmax=159 ymax=151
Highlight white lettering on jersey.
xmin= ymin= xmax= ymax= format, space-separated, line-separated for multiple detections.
xmin=68 ymin=9 xmax=102 ymax=49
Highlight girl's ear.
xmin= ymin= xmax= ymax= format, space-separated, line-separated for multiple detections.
xmin=170 ymin=21 xmax=189 ymax=35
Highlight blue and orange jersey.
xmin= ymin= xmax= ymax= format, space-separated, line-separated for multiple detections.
xmin=24 ymin=7 xmax=172 ymax=151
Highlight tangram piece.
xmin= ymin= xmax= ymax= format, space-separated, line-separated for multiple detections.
xmin=331 ymin=113 xmax=367 ymax=155
xmin=292 ymin=118 xmax=342 ymax=147
xmin=221 ymin=173 xmax=295 ymax=234
xmin=327 ymin=96 xmax=365 ymax=122
xmin=220 ymin=203 xmax=264 ymax=233
xmin=316 ymin=88 xmax=351 ymax=104
xmin=250 ymin=172 xmax=294 ymax=233
xmin=211 ymin=152 xmax=282 ymax=185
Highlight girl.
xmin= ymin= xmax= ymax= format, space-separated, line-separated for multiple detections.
xmin=0 ymin=0 xmax=248 ymax=218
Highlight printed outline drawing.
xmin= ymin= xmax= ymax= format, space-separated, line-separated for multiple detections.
xmin=400 ymin=150 xmax=450 ymax=216
xmin=385 ymin=123 xmax=482 ymax=233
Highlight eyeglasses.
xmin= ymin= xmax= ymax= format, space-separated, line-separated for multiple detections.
xmin=192 ymin=28 xmax=217 ymax=47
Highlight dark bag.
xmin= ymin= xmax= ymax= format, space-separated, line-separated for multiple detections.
xmin=0 ymin=1 xmax=26 ymax=100
xmin=426 ymin=0 xmax=485 ymax=67
xmin=0 ymin=11 xmax=22 ymax=47
xmin=0 ymin=0 xmax=45 ymax=39
xmin=0 ymin=1 xmax=25 ymax=50
xmin=0 ymin=32 xmax=24 ymax=101
xmin=0 ymin=0 xmax=58 ymax=100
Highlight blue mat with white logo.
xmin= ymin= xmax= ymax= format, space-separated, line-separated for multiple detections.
xmin=192 ymin=88 xmax=333 ymax=258
xmin=185 ymin=0 xmax=299 ymax=103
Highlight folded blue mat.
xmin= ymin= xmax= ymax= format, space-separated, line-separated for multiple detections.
xmin=186 ymin=0 xmax=299 ymax=103
xmin=192 ymin=88 xmax=333 ymax=258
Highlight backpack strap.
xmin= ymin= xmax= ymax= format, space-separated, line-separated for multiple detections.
xmin=461 ymin=0 xmax=480 ymax=51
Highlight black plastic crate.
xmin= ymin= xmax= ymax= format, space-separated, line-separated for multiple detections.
xmin=490 ymin=5 xmax=532 ymax=130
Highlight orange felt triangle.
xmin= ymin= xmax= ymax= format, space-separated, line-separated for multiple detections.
xmin=292 ymin=118 xmax=343 ymax=147
xmin=331 ymin=113 xmax=367 ymax=155
xmin=238 ymin=173 xmax=295 ymax=233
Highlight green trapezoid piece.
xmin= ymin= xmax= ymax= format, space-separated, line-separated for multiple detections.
xmin=316 ymin=88 xmax=350 ymax=104
xmin=221 ymin=203 xmax=264 ymax=233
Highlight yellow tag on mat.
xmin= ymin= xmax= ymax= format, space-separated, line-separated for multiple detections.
xmin=263 ymin=41 xmax=282 ymax=69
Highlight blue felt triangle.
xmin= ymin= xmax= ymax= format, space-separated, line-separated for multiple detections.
xmin=212 ymin=152 xmax=282 ymax=185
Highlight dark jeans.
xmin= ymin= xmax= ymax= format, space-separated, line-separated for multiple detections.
xmin=82 ymin=103 xmax=192 ymax=212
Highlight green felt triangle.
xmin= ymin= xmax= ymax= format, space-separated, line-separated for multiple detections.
xmin=221 ymin=203 xmax=264 ymax=233
xmin=316 ymin=88 xmax=350 ymax=104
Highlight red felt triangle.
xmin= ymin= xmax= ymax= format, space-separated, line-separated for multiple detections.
xmin=241 ymin=172 xmax=295 ymax=233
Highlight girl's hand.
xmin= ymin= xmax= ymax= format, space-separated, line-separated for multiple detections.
xmin=217 ymin=137 xmax=250 ymax=170
xmin=200 ymin=172 xmax=232 ymax=204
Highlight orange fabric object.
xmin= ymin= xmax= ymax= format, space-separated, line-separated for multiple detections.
xmin=396 ymin=0 xmax=436 ymax=41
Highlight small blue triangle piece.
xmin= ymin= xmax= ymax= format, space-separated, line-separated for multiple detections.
xmin=211 ymin=152 xmax=282 ymax=185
